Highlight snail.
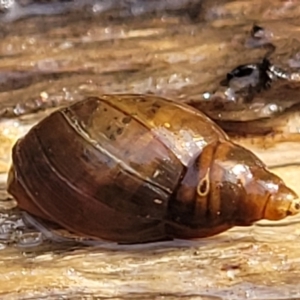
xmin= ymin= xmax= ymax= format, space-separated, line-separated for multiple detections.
xmin=6 ymin=94 xmax=300 ymax=244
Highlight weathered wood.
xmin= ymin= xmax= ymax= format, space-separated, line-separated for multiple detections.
xmin=1 ymin=0 xmax=300 ymax=299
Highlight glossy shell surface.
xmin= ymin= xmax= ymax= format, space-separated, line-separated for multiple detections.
xmin=7 ymin=94 xmax=299 ymax=243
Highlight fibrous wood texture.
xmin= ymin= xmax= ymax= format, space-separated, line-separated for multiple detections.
xmin=1 ymin=0 xmax=300 ymax=299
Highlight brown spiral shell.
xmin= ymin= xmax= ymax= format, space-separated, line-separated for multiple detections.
xmin=7 ymin=94 xmax=300 ymax=243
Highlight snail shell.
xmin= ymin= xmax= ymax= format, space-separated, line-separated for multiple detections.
xmin=7 ymin=94 xmax=300 ymax=243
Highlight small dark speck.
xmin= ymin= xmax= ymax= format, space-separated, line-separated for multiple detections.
xmin=106 ymin=125 xmax=111 ymax=131
xmin=103 ymin=108 xmax=107 ymax=112
xmin=109 ymin=134 xmax=116 ymax=141
xmin=124 ymin=149 xmax=130 ymax=156
xmin=252 ymin=25 xmax=264 ymax=34
xmin=114 ymin=117 xmax=118 ymax=120
xmin=122 ymin=116 xmax=132 ymax=124
xmin=221 ymin=264 xmax=241 ymax=271
xmin=116 ymin=127 xmax=124 ymax=135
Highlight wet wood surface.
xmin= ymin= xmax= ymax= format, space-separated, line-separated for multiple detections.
xmin=1 ymin=0 xmax=300 ymax=299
